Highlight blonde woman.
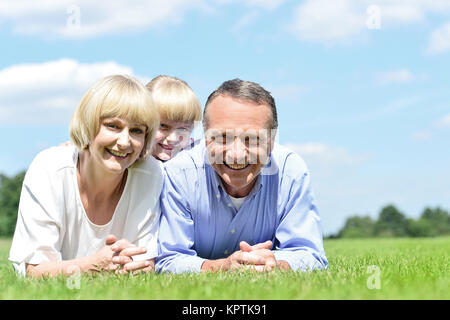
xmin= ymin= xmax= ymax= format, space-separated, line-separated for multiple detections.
xmin=146 ymin=75 xmax=202 ymax=161
xmin=9 ymin=75 xmax=162 ymax=277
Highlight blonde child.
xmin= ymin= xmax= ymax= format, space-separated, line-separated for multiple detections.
xmin=146 ymin=75 xmax=202 ymax=161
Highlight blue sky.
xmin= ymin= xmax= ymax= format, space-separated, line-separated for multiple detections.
xmin=0 ymin=0 xmax=449 ymax=235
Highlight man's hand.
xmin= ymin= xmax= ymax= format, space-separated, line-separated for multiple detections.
xmin=239 ymin=241 xmax=276 ymax=271
xmin=240 ymin=240 xmax=290 ymax=271
xmin=201 ymin=240 xmax=277 ymax=272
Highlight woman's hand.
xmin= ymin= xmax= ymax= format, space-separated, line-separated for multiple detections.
xmin=109 ymin=236 xmax=154 ymax=274
xmin=90 ymin=235 xmax=121 ymax=272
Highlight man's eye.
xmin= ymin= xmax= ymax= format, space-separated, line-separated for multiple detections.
xmin=221 ymin=134 xmax=232 ymax=144
xmin=160 ymin=124 xmax=170 ymax=130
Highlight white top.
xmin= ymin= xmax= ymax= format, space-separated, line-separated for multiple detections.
xmin=228 ymin=195 xmax=247 ymax=211
xmin=9 ymin=146 xmax=163 ymax=276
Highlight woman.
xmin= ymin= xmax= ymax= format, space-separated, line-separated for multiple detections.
xmin=9 ymin=75 xmax=161 ymax=277
xmin=146 ymin=75 xmax=202 ymax=162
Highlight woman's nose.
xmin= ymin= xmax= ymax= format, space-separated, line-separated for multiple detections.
xmin=117 ymin=129 xmax=131 ymax=148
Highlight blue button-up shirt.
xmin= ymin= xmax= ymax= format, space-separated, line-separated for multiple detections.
xmin=155 ymin=140 xmax=328 ymax=273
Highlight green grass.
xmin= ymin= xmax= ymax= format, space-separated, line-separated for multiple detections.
xmin=0 ymin=237 xmax=448 ymax=299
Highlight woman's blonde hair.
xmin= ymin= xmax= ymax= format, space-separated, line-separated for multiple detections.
xmin=69 ymin=74 xmax=159 ymax=160
xmin=146 ymin=75 xmax=202 ymax=123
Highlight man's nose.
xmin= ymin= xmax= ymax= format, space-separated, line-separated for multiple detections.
xmin=227 ymin=138 xmax=247 ymax=164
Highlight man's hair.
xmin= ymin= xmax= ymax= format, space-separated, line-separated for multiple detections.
xmin=146 ymin=75 xmax=202 ymax=123
xmin=203 ymin=78 xmax=278 ymax=129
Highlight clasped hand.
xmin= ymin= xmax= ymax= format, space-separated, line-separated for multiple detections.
xmin=226 ymin=240 xmax=277 ymax=272
xmin=93 ymin=235 xmax=153 ymax=274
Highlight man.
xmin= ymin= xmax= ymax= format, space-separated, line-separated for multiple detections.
xmin=155 ymin=79 xmax=328 ymax=273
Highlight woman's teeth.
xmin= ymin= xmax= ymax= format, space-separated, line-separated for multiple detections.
xmin=108 ymin=149 xmax=127 ymax=157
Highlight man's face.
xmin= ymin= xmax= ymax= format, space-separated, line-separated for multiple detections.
xmin=205 ymin=94 xmax=275 ymax=198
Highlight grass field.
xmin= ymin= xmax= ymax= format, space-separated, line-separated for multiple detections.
xmin=0 ymin=237 xmax=448 ymax=300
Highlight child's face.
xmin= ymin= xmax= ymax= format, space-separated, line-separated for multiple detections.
xmin=152 ymin=118 xmax=194 ymax=161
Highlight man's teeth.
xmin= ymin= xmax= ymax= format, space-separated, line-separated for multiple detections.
xmin=108 ymin=149 xmax=127 ymax=157
xmin=227 ymin=163 xmax=248 ymax=170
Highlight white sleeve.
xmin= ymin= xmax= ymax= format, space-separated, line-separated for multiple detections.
xmin=8 ymin=152 xmax=64 ymax=275
xmin=132 ymin=201 xmax=161 ymax=261
xmin=126 ymin=159 xmax=163 ymax=262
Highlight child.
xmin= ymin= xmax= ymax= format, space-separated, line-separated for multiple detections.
xmin=146 ymin=75 xmax=202 ymax=161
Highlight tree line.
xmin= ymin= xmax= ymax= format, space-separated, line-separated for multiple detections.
xmin=332 ymin=204 xmax=450 ymax=238
xmin=0 ymin=170 xmax=26 ymax=237
xmin=0 ymin=170 xmax=449 ymax=238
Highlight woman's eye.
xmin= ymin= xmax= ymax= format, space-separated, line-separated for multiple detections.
xmin=105 ymin=123 xmax=118 ymax=129
xmin=131 ymin=128 xmax=144 ymax=134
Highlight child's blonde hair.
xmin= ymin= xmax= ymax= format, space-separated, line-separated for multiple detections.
xmin=146 ymin=75 xmax=202 ymax=123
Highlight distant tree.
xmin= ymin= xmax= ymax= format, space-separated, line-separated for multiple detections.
xmin=374 ymin=204 xmax=409 ymax=237
xmin=420 ymin=207 xmax=450 ymax=236
xmin=0 ymin=170 xmax=26 ymax=237
xmin=406 ymin=218 xmax=436 ymax=237
xmin=338 ymin=216 xmax=375 ymax=238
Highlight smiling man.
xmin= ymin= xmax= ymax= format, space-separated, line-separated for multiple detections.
xmin=155 ymin=79 xmax=328 ymax=273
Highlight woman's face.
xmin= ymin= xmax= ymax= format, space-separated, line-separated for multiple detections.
xmin=89 ymin=117 xmax=147 ymax=174
xmin=152 ymin=118 xmax=194 ymax=161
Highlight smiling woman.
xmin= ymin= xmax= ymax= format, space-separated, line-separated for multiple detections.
xmin=8 ymin=75 xmax=162 ymax=278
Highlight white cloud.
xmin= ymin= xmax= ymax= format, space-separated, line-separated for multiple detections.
xmin=245 ymin=0 xmax=285 ymax=10
xmin=290 ymin=0 xmax=366 ymax=44
xmin=376 ymin=69 xmax=415 ymax=85
xmin=290 ymin=0 xmax=450 ymax=45
xmin=232 ymin=11 xmax=260 ymax=31
xmin=266 ymin=83 xmax=310 ymax=101
xmin=0 ymin=0 xmax=207 ymax=38
xmin=215 ymin=0 xmax=284 ymax=10
xmin=284 ymin=142 xmax=371 ymax=168
xmin=0 ymin=59 xmax=143 ymax=124
xmin=412 ymin=130 xmax=432 ymax=142
xmin=426 ymin=22 xmax=450 ymax=54
xmin=381 ymin=5 xmax=423 ymax=24
xmin=434 ymin=114 xmax=450 ymax=127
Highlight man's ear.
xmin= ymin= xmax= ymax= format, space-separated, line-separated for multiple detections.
xmin=269 ymin=128 xmax=277 ymax=152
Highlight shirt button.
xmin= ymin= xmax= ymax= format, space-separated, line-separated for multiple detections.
xmin=224 ymin=250 xmax=229 ymax=255
xmin=227 ymin=203 xmax=232 ymax=207
xmin=231 ymin=229 xmax=235 ymax=234
xmin=216 ymin=193 xmax=220 ymax=199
